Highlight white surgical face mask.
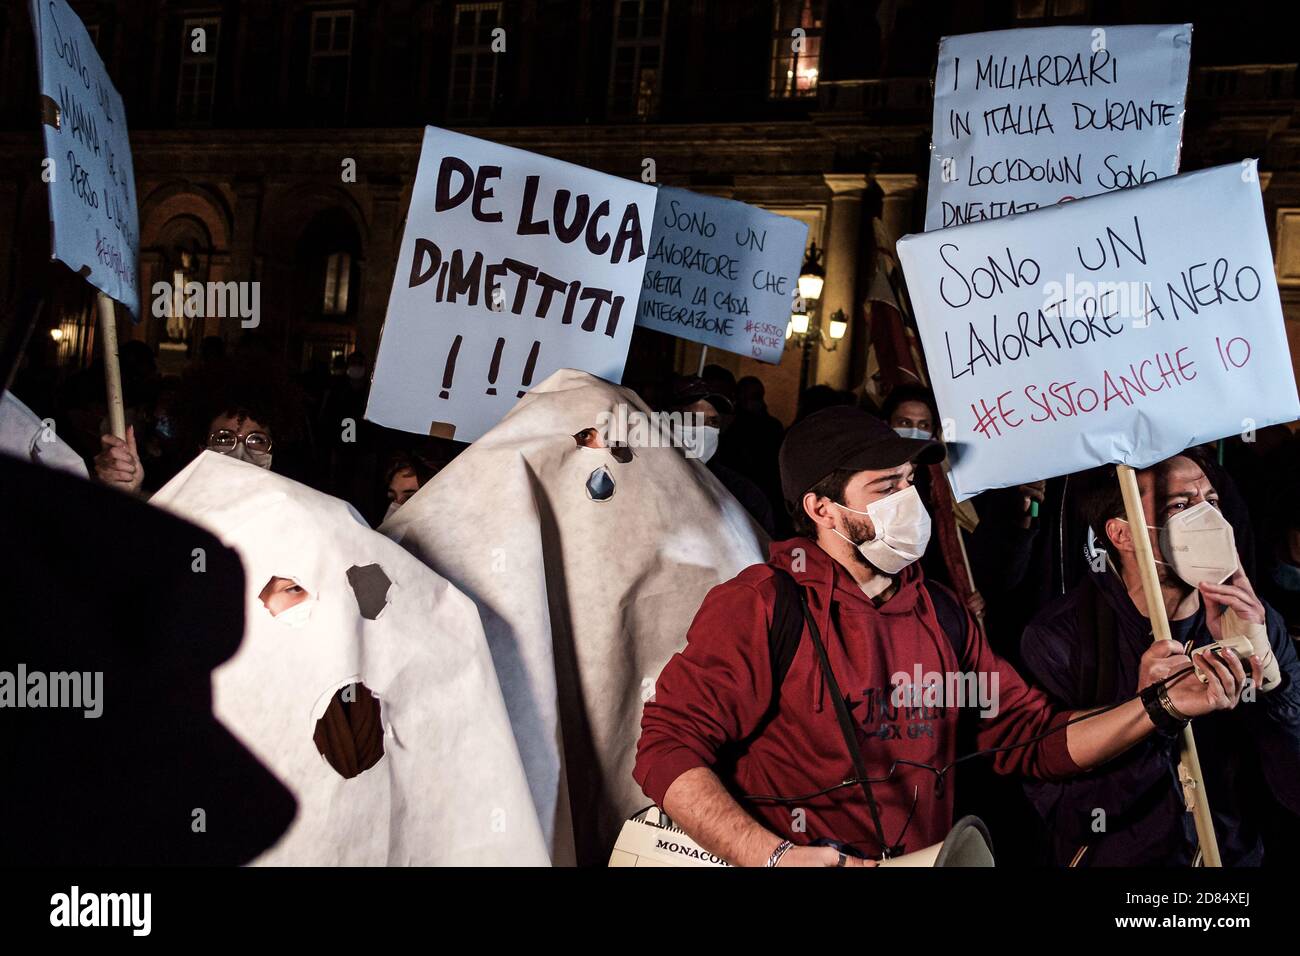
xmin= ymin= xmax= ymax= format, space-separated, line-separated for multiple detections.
xmin=894 ymin=426 xmax=932 ymax=441
xmin=831 ymin=484 xmax=931 ymax=574
xmin=220 ymin=443 xmax=273 ymax=471
xmin=1157 ymin=500 xmax=1239 ymax=588
xmin=679 ymin=424 xmax=720 ymax=464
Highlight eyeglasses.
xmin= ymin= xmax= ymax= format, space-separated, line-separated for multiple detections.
xmin=207 ymin=429 xmax=273 ymax=455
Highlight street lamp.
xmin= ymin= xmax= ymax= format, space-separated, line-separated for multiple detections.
xmin=798 ymin=241 xmax=825 ymax=305
xmin=786 ymin=241 xmax=845 ymax=391
xmin=788 ymin=307 xmax=846 ymax=353
xmin=827 ymin=311 xmax=848 ymax=341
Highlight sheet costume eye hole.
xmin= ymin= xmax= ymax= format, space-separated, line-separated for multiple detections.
xmin=574 ymin=427 xmax=605 ymax=449
xmin=258 ymin=576 xmax=311 ymax=618
xmin=586 ymin=465 xmax=616 ymax=501
xmin=608 ymin=442 xmax=634 ymax=464
xmin=346 ymin=563 xmax=392 ymax=620
xmin=313 ymin=682 xmax=385 ymax=779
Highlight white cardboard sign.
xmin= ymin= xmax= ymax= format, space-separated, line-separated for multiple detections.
xmin=925 ymin=24 xmax=1191 ymax=232
xmin=899 ymin=162 xmax=1300 ymax=500
xmin=635 ymin=186 xmax=807 ymax=364
xmin=366 ymin=127 xmax=656 ymax=442
xmin=29 ymin=0 xmax=140 ymax=316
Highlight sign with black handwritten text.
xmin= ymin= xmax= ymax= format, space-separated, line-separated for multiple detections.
xmin=29 ymin=0 xmax=139 ymax=316
xmin=898 ymin=162 xmax=1300 ymax=500
xmin=925 ymin=24 xmax=1191 ymax=232
xmin=635 ymin=187 xmax=808 ymax=364
xmin=367 ymin=127 xmax=655 ymax=442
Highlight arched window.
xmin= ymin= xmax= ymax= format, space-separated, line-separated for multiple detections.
xmin=152 ymin=216 xmax=212 ymax=372
xmin=322 ymin=251 xmax=352 ymax=315
xmin=294 ymin=208 xmax=363 ymax=372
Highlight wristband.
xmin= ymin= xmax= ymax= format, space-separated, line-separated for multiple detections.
xmin=1140 ymin=683 xmax=1187 ymax=736
xmin=764 ymin=839 xmax=794 ymax=868
xmin=1157 ymin=683 xmax=1192 ymax=723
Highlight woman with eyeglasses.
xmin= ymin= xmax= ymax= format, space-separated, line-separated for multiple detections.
xmin=95 ymin=405 xmax=275 ymax=495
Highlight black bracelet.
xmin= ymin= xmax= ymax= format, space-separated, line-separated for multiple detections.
xmin=1140 ymin=683 xmax=1187 ymax=737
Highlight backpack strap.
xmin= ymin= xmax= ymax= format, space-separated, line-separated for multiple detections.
xmin=920 ymin=580 xmax=968 ymax=663
xmin=767 ymin=567 xmax=897 ymax=857
xmin=767 ymin=569 xmax=806 ymax=699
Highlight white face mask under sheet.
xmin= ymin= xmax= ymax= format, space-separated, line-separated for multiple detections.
xmin=152 ymin=451 xmax=546 ymax=865
xmin=380 ymin=369 xmax=768 ymax=865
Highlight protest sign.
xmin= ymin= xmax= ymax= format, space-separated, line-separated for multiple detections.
xmin=29 ymin=0 xmax=139 ymax=316
xmin=366 ymin=127 xmax=656 ymax=442
xmin=925 ymin=24 xmax=1191 ymax=232
xmin=898 ymin=161 xmax=1300 ymax=501
xmin=635 ymin=187 xmax=808 ymax=363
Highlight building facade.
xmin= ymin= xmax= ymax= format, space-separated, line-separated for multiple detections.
xmin=1 ymin=0 xmax=1297 ymax=424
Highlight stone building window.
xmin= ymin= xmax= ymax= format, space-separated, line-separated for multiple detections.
xmin=769 ymin=0 xmax=823 ymax=99
xmin=177 ymin=17 xmax=221 ymax=123
xmin=322 ymin=251 xmax=352 ymax=316
xmin=448 ymin=2 xmax=502 ymax=121
xmin=608 ymin=0 xmax=666 ymax=120
xmin=308 ymin=9 xmax=354 ymax=120
xmin=1278 ymin=209 xmax=1300 ymax=288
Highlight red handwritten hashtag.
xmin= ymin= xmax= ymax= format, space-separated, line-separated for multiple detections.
xmin=971 ymin=398 xmax=1001 ymax=439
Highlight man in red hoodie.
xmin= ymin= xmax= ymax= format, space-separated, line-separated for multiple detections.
xmin=633 ymin=406 xmax=1258 ymax=867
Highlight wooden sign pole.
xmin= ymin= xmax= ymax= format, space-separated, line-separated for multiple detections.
xmin=1116 ymin=463 xmax=1222 ymax=867
xmin=96 ymin=291 xmax=126 ymax=440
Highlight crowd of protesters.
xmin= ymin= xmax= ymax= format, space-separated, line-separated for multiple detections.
xmin=9 ymin=331 xmax=1300 ymax=867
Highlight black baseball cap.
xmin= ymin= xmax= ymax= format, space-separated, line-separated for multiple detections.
xmin=779 ymin=405 xmax=945 ymax=507
xmin=668 ymin=375 xmax=734 ymax=416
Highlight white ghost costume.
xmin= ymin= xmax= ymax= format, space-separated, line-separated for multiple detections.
xmin=152 ymin=451 xmax=548 ymax=865
xmin=0 ymin=391 xmax=88 ymax=478
xmin=381 ymin=369 xmax=768 ymax=864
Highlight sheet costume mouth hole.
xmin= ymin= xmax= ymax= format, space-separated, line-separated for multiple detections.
xmin=575 ymin=426 xmax=634 ymax=501
xmin=257 ymin=575 xmax=387 ymax=778
xmin=312 ymin=682 xmax=386 ymax=779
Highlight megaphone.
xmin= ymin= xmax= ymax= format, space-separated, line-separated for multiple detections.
xmin=877 ymin=816 xmax=995 ymax=867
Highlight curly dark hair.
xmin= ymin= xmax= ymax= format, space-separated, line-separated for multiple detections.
xmin=179 ymin=355 xmax=302 ymax=450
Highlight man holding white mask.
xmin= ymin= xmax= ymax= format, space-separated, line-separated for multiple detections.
xmin=1021 ymin=451 xmax=1300 ymax=866
xmin=635 ymin=408 xmax=1257 ymax=866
